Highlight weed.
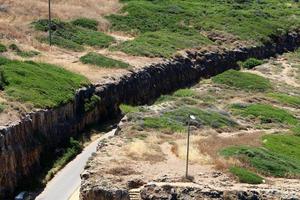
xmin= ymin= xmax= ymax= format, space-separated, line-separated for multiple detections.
xmin=212 ymin=70 xmax=272 ymax=92
xmin=84 ymin=95 xmax=101 ymax=112
xmin=120 ymin=104 xmax=139 ymax=114
xmin=80 ymin=52 xmax=129 ymax=68
xmin=230 ymin=167 xmax=263 ymax=184
xmin=173 ymin=89 xmax=197 ymax=98
xmin=0 ymin=103 xmax=5 ymax=112
xmin=9 ymin=44 xmax=40 ymax=58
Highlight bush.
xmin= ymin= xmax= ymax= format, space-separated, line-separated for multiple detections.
xmin=33 ymin=19 xmax=114 ymax=50
xmin=239 ymin=58 xmax=265 ymax=69
xmin=0 ymin=58 xmax=89 ymax=108
xmin=84 ymin=95 xmax=101 ymax=112
xmin=120 ymin=104 xmax=139 ymax=114
xmin=0 ymin=43 xmax=7 ymax=53
xmin=268 ymin=93 xmax=300 ymax=108
xmin=80 ymin=52 xmax=129 ymax=68
xmin=231 ymin=103 xmax=298 ymax=125
xmin=212 ymin=70 xmax=272 ymax=92
xmin=72 ymin=18 xmax=98 ymax=30
xmin=230 ymin=167 xmax=263 ymax=184
xmin=9 ymin=44 xmax=40 ymax=58
xmin=0 ymin=103 xmax=5 ymax=112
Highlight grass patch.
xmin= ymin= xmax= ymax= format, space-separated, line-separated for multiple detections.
xmin=80 ymin=52 xmax=129 ymax=68
xmin=212 ymin=70 xmax=272 ymax=92
xmin=108 ymin=0 xmax=300 ymax=57
xmin=112 ymin=30 xmax=211 ymax=58
xmin=44 ymin=137 xmax=82 ymax=183
xmin=231 ymin=103 xmax=298 ymax=125
xmin=120 ymin=104 xmax=139 ymax=114
xmin=33 ymin=19 xmax=114 ymax=51
xmin=0 ymin=43 xmax=7 ymax=53
xmin=221 ymin=134 xmax=300 ymax=177
xmin=71 ymin=18 xmax=98 ymax=30
xmin=155 ymin=95 xmax=176 ymax=104
xmin=173 ymin=89 xmax=197 ymax=98
xmin=144 ymin=106 xmax=237 ymax=132
xmin=268 ymin=93 xmax=300 ymax=108
xmin=0 ymin=57 xmax=88 ymax=108
xmin=229 ymin=167 xmax=263 ymax=184
xmin=9 ymin=44 xmax=39 ymax=58
xmin=239 ymin=58 xmax=265 ymax=69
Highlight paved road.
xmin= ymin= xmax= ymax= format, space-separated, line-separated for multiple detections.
xmin=36 ymin=129 xmax=116 ymax=200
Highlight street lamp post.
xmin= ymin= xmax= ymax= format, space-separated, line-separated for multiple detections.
xmin=186 ymin=115 xmax=195 ymax=179
xmin=48 ymin=0 xmax=52 ymax=46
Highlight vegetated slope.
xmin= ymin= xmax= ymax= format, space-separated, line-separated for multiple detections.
xmin=108 ymin=0 xmax=300 ymax=57
xmin=82 ymin=52 xmax=300 ymax=199
xmin=0 ymin=57 xmax=89 ymax=108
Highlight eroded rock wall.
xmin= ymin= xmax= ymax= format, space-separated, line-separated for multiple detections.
xmin=0 ymin=30 xmax=300 ymax=199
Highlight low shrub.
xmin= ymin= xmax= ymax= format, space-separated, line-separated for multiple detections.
xmin=212 ymin=70 xmax=272 ymax=92
xmin=0 ymin=43 xmax=7 ymax=53
xmin=267 ymin=93 xmax=300 ymax=108
xmin=120 ymin=104 xmax=139 ymax=114
xmin=239 ymin=58 xmax=265 ymax=69
xmin=230 ymin=167 xmax=263 ymax=184
xmin=84 ymin=95 xmax=101 ymax=112
xmin=71 ymin=18 xmax=98 ymax=30
xmin=80 ymin=52 xmax=129 ymax=68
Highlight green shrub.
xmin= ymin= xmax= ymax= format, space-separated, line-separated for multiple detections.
xmin=113 ymin=30 xmax=211 ymax=57
xmin=120 ymin=104 xmax=139 ymax=114
xmin=144 ymin=106 xmax=237 ymax=132
xmin=221 ymin=134 xmax=300 ymax=177
xmin=239 ymin=58 xmax=265 ymax=69
xmin=173 ymin=89 xmax=197 ymax=97
xmin=231 ymin=104 xmax=298 ymax=125
xmin=212 ymin=70 xmax=272 ymax=92
xmin=84 ymin=95 xmax=101 ymax=112
xmin=39 ymin=35 xmax=84 ymax=52
xmin=0 ymin=103 xmax=5 ymax=112
xmin=33 ymin=19 xmax=114 ymax=50
xmin=0 ymin=43 xmax=7 ymax=53
xmin=229 ymin=167 xmax=263 ymax=184
xmin=268 ymin=93 xmax=300 ymax=108
xmin=0 ymin=58 xmax=88 ymax=108
xmin=9 ymin=44 xmax=40 ymax=58
xmin=72 ymin=18 xmax=98 ymax=30
xmin=107 ymin=0 xmax=300 ymax=57
xmin=80 ymin=52 xmax=129 ymax=68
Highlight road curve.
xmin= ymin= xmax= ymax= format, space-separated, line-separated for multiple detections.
xmin=36 ymin=129 xmax=116 ymax=200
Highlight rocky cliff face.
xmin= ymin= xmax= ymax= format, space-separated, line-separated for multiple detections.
xmin=0 ymin=30 xmax=300 ymax=199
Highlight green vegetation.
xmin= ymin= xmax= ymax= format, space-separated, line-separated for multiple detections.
xmin=155 ymin=95 xmax=176 ymax=104
xmin=268 ymin=93 xmax=300 ymax=108
xmin=173 ymin=89 xmax=197 ymax=98
xmin=84 ymin=95 xmax=101 ymax=112
xmin=112 ymin=30 xmax=212 ymax=57
xmin=231 ymin=104 xmax=298 ymax=125
xmin=0 ymin=103 xmax=5 ymax=112
xmin=222 ymin=134 xmax=300 ymax=177
xmin=80 ymin=52 xmax=129 ymax=68
xmin=33 ymin=19 xmax=114 ymax=51
xmin=0 ymin=57 xmax=88 ymax=108
xmin=108 ymin=0 xmax=300 ymax=57
xmin=212 ymin=70 xmax=272 ymax=92
xmin=144 ymin=106 xmax=237 ymax=132
xmin=9 ymin=44 xmax=39 ymax=58
xmin=239 ymin=58 xmax=265 ymax=69
xmin=0 ymin=43 xmax=7 ymax=53
xmin=44 ymin=137 xmax=82 ymax=182
xmin=71 ymin=18 xmax=98 ymax=30
xmin=229 ymin=167 xmax=263 ymax=184
xmin=120 ymin=104 xmax=139 ymax=114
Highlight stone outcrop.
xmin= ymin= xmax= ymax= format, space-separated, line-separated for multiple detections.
xmin=0 ymin=30 xmax=300 ymax=199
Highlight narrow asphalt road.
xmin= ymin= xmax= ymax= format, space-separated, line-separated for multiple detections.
xmin=36 ymin=129 xmax=116 ymax=200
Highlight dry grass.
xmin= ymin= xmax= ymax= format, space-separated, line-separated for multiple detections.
xmin=0 ymin=0 xmax=122 ymax=42
xmin=124 ymin=135 xmax=165 ymax=163
xmin=107 ymin=166 xmax=138 ymax=176
xmin=196 ymin=132 xmax=263 ymax=170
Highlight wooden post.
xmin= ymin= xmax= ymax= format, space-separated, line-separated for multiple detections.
xmin=185 ymin=117 xmax=191 ymax=178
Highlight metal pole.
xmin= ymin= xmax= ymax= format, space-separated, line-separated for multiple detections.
xmin=48 ymin=0 xmax=52 ymax=46
xmin=186 ymin=117 xmax=191 ymax=178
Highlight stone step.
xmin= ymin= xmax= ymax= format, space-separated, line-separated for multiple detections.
xmin=129 ymin=189 xmax=141 ymax=200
